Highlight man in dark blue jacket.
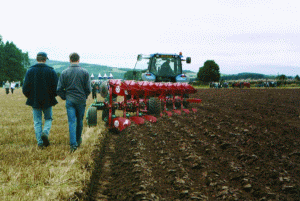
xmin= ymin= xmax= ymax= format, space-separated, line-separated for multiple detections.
xmin=22 ymin=52 xmax=58 ymax=149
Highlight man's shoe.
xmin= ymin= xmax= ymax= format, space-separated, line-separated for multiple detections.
xmin=41 ymin=133 xmax=50 ymax=147
xmin=38 ymin=144 xmax=44 ymax=150
xmin=77 ymin=138 xmax=82 ymax=148
xmin=70 ymin=146 xmax=77 ymax=153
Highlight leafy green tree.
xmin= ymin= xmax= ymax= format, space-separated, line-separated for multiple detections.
xmin=0 ymin=36 xmax=4 ymax=82
xmin=123 ymin=70 xmax=134 ymax=80
xmin=197 ymin=60 xmax=220 ymax=83
xmin=0 ymin=35 xmax=30 ymax=82
xmin=277 ymin=74 xmax=286 ymax=81
xmin=123 ymin=70 xmax=143 ymax=80
xmin=295 ymin=75 xmax=300 ymax=81
xmin=276 ymin=74 xmax=287 ymax=86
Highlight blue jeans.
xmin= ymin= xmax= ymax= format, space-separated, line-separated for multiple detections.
xmin=66 ymin=100 xmax=86 ymax=148
xmin=32 ymin=107 xmax=53 ymax=146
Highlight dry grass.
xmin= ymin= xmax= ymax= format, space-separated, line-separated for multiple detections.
xmin=0 ymin=88 xmax=106 ymax=201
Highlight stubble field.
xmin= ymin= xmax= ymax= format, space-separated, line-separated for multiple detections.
xmin=1 ymin=88 xmax=300 ymax=201
xmin=0 ymin=88 xmax=104 ymax=200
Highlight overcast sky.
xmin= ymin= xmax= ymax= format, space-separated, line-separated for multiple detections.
xmin=1 ymin=0 xmax=299 ymax=76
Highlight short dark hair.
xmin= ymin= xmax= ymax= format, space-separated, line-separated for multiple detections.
xmin=69 ymin=52 xmax=80 ymax=62
xmin=37 ymin=56 xmax=47 ymax=62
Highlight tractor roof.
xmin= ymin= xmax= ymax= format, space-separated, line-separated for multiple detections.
xmin=149 ymin=53 xmax=184 ymax=58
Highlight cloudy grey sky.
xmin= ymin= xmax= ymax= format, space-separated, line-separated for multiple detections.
xmin=1 ymin=0 xmax=299 ymax=75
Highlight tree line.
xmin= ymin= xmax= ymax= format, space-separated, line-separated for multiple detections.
xmin=196 ymin=60 xmax=297 ymax=83
xmin=222 ymin=73 xmax=272 ymax=80
xmin=0 ymin=35 xmax=30 ymax=83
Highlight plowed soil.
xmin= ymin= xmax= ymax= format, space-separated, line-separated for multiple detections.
xmin=77 ymin=89 xmax=300 ymax=201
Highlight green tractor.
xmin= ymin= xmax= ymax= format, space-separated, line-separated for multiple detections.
xmin=132 ymin=52 xmax=191 ymax=83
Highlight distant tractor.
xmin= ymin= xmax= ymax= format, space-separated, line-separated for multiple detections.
xmin=232 ymin=82 xmax=250 ymax=88
xmin=222 ymin=82 xmax=229 ymax=88
xmin=266 ymin=81 xmax=277 ymax=87
xmin=256 ymin=81 xmax=277 ymax=88
xmin=210 ymin=82 xmax=220 ymax=88
xmin=132 ymin=52 xmax=192 ymax=107
xmin=132 ymin=52 xmax=192 ymax=83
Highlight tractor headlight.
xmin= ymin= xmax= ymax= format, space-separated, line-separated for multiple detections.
xmin=176 ymin=74 xmax=190 ymax=83
xmin=142 ymin=72 xmax=156 ymax=82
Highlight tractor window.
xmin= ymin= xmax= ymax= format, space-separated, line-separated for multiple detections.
xmin=135 ymin=58 xmax=150 ymax=72
xmin=150 ymin=57 xmax=182 ymax=76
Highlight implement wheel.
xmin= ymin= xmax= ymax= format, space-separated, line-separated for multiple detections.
xmin=183 ymin=94 xmax=190 ymax=108
xmin=148 ymin=97 xmax=161 ymax=115
xmin=102 ymin=108 xmax=116 ymax=122
xmin=87 ymin=107 xmax=97 ymax=127
xmin=102 ymin=108 xmax=109 ymax=122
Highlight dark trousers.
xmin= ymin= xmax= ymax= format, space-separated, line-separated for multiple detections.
xmin=11 ymin=88 xmax=14 ymax=94
xmin=92 ymin=91 xmax=97 ymax=99
xmin=5 ymin=88 xmax=9 ymax=94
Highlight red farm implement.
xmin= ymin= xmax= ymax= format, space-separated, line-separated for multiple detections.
xmin=86 ymin=79 xmax=202 ymax=132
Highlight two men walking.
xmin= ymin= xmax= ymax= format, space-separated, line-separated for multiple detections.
xmin=23 ymin=52 xmax=91 ymax=152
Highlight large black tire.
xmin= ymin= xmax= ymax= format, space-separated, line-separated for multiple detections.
xmin=87 ymin=107 xmax=97 ymax=126
xmin=148 ymin=97 xmax=161 ymax=115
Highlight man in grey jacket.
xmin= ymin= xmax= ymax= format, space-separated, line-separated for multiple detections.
xmin=57 ymin=53 xmax=91 ymax=152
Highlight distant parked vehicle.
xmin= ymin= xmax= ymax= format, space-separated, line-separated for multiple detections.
xmin=222 ymin=82 xmax=229 ymax=88
xmin=256 ymin=81 xmax=277 ymax=88
xmin=232 ymin=82 xmax=250 ymax=88
xmin=210 ymin=82 xmax=229 ymax=88
xmin=268 ymin=81 xmax=277 ymax=87
xmin=210 ymin=82 xmax=220 ymax=88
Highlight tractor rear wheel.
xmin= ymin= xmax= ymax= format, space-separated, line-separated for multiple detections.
xmin=148 ymin=97 xmax=161 ymax=115
xmin=87 ymin=107 xmax=97 ymax=126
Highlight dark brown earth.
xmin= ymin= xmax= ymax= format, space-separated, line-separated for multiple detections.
xmin=76 ymin=89 xmax=300 ymax=201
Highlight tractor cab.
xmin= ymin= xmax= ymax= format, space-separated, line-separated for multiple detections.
xmin=133 ymin=53 xmax=191 ymax=83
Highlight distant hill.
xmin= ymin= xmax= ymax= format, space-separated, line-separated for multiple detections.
xmin=182 ymin=70 xmax=197 ymax=78
xmin=221 ymin=72 xmax=293 ymax=80
xmin=30 ymin=59 xmax=290 ymax=81
xmin=29 ymin=59 xmax=198 ymax=80
xmin=30 ymin=59 xmax=128 ymax=79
